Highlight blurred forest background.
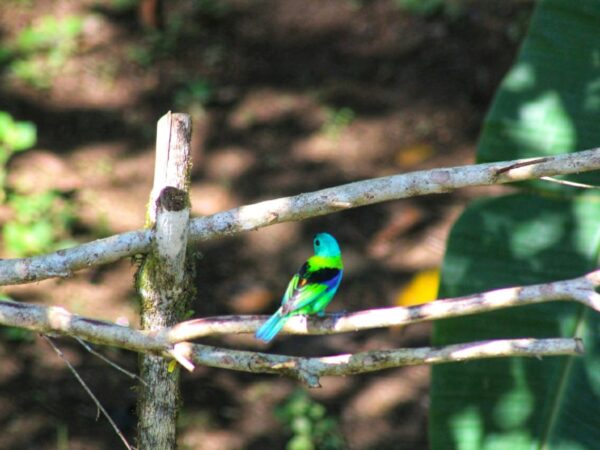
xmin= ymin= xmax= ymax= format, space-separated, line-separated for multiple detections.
xmin=0 ymin=0 xmax=535 ymax=448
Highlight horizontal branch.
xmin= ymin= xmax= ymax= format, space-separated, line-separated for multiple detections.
xmin=0 ymin=298 xmax=165 ymax=352
xmin=179 ymin=338 xmax=583 ymax=387
xmin=161 ymin=269 xmax=600 ymax=341
xmin=0 ymin=230 xmax=151 ymax=285
xmin=2 ymin=270 xmax=599 ymax=347
xmin=2 ymin=149 xmax=600 ymax=285
xmin=2 ymin=270 xmax=600 ymax=346
xmin=0 ymin=302 xmax=583 ymax=389
xmin=0 ymin=269 xmax=596 ymax=384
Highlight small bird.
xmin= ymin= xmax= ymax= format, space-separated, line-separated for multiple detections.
xmin=255 ymin=232 xmax=344 ymax=342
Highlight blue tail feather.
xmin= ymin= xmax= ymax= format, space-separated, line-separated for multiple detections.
xmin=256 ymin=311 xmax=288 ymax=342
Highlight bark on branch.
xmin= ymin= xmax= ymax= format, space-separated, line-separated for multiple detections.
xmin=1 ymin=148 xmax=600 ymax=286
xmin=136 ymin=112 xmax=194 ymax=450
xmin=162 ymin=269 xmax=600 ymax=341
xmin=0 ymin=269 xmax=596 ymax=385
xmin=180 ymin=338 xmax=583 ymax=388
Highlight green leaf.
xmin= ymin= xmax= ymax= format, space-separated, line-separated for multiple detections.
xmin=3 ymin=220 xmax=54 ymax=256
xmin=0 ymin=111 xmax=36 ymax=152
xmin=15 ymin=15 xmax=83 ymax=52
xmin=430 ymin=0 xmax=600 ymax=448
xmin=476 ymin=0 xmax=600 ymax=189
xmin=7 ymin=120 xmax=36 ymax=152
xmin=288 ymin=435 xmax=314 ymax=450
xmin=431 ymin=194 xmax=600 ymax=449
xmin=395 ymin=0 xmax=445 ymax=17
xmin=2 ymin=191 xmax=76 ymax=256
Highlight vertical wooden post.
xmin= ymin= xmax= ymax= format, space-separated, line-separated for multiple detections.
xmin=136 ymin=112 xmax=194 ymax=449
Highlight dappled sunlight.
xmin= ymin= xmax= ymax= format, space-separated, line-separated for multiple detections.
xmin=78 ymin=186 xmax=148 ymax=232
xmin=180 ymin=428 xmax=243 ymax=450
xmin=342 ymin=367 xmax=429 ymax=448
xmin=228 ymin=284 xmax=274 ymax=314
xmin=292 ymin=115 xmax=399 ymax=175
xmin=190 ymin=182 xmax=238 ymax=216
xmin=515 ymin=91 xmax=575 ymax=153
xmin=349 ymin=367 xmax=428 ymax=418
xmin=503 ymin=62 xmax=536 ymax=92
xmin=245 ymin=222 xmax=301 ymax=256
xmin=0 ymin=0 xmax=535 ymax=447
xmin=228 ymin=89 xmax=324 ymax=131
xmin=8 ymin=150 xmax=81 ymax=193
xmin=204 ymin=146 xmax=257 ymax=180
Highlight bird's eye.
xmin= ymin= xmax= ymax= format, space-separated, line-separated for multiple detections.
xmin=315 ymin=239 xmax=321 ymax=246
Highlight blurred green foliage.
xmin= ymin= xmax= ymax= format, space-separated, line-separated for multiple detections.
xmin=394 ymin=0 xmax=464 ymax=17
xmin=3 ymin=15 xmax=84 ymax=89
xmin=0 ymin=111 xmax=36 ymax=202
xmin=174 ymin=77 xmax=214 ymax=111
xmin=124 ymin=0 xmax=232 ymax=67
xmin=0 ymin=0 xmax=34 ymax=7
xmin=432 ymin=1 xmax=600 ymax=448
xmin=127 ymin=14 xmax=184 ymax=67
xmin=0 ymin=112 xmax=79 ymax=256
xmin=322 ymin=107 xmax=355 ymax=139
xmin=276 ymin=390 xmax=344 ymax=450
xmin=0 ymin=112 xmax=65 ymax=258
xmin=195 ymin=0 xmax=231 ymax=18
xmin=3 ymin=191 xmax=77 ymax=257
xmin=109 ymin=0 xmax=138 ymax=12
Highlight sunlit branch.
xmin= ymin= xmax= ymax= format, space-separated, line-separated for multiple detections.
xmin=0 ymin=269 xmax=596 ymax=383
xmin=1 ymin=149 xmax=600 ymax=286
xmin=179 ymin=338 xmax=582 ymax=388
xmin=162 ymin=269 xmax=600 ymax=341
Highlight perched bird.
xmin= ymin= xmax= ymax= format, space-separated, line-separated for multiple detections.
xmin=256 ymin=232 xmax=343 ymax=342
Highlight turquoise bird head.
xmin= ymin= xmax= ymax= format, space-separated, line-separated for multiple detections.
xmin=313 ymin=232 xmax=341 ymax=257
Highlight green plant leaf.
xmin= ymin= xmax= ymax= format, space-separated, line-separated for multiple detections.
xmin=476 ymin=0 xmax=600 ymax=188
xmin=3 ymin=191 xmax=77 ymax=256
xmin=9 ymin=15 xmax=83 ymax=89
xmin=430 ymin=0 xmax=600 ymax=448
xmin=0 ymin=111 xmax=36 ymax=152
xmin=431 ymin=195 xmax=600 ymax=449
xmin=277 ymin=390 xmax=343 ymax=450
xmin=7 ymin=120 xmax=36 ymax=152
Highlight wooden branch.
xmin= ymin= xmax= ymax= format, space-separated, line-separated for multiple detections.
xmin=0 ymin=229 xmax=151 ymax=285
xmin=0 ymin=269 xmax=595 ymax=386
xmin=1 ymin=270 xmax=599 ymax=348
xmin=187 ymin=150 xmax=600 ymax=243
xmin=179 ymin=338 xmax=583 ymax=388
xmin=161 ymin=269 xmax=600 ymax=341
xmin=2 ymin=148 xmax=600 ymax=286
xmin=0 ymin=298 xmax=164 ymax=351
xmin=137 ymin=112 xmax=194 ymax=450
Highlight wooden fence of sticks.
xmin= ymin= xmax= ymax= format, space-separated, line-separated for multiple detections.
xmin=2 ymin=112 xmax=600 ymax=448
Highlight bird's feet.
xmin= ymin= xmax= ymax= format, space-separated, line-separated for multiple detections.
xmin=319 ymin=310 xmax=347 ymax=319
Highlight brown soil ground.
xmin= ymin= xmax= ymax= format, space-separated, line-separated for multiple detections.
xmin=0 ymin=1 xmax=533 ymax=448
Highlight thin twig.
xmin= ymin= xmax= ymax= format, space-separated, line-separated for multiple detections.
xmin=2 ymin=148 xmax=600 ymax=286
xmin=540 ymin=176 xmax=600 ymax=189
xmin=42 ymin=335 xmax=133 ymax=450
xmin=75 ymin=337 xmax=147 ymax=386
xmin=494 ymin=157 xmax=550 ymax=175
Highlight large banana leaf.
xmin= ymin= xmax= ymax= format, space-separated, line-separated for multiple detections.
xmin=430 ymin=1 xmax=600 ymax=449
